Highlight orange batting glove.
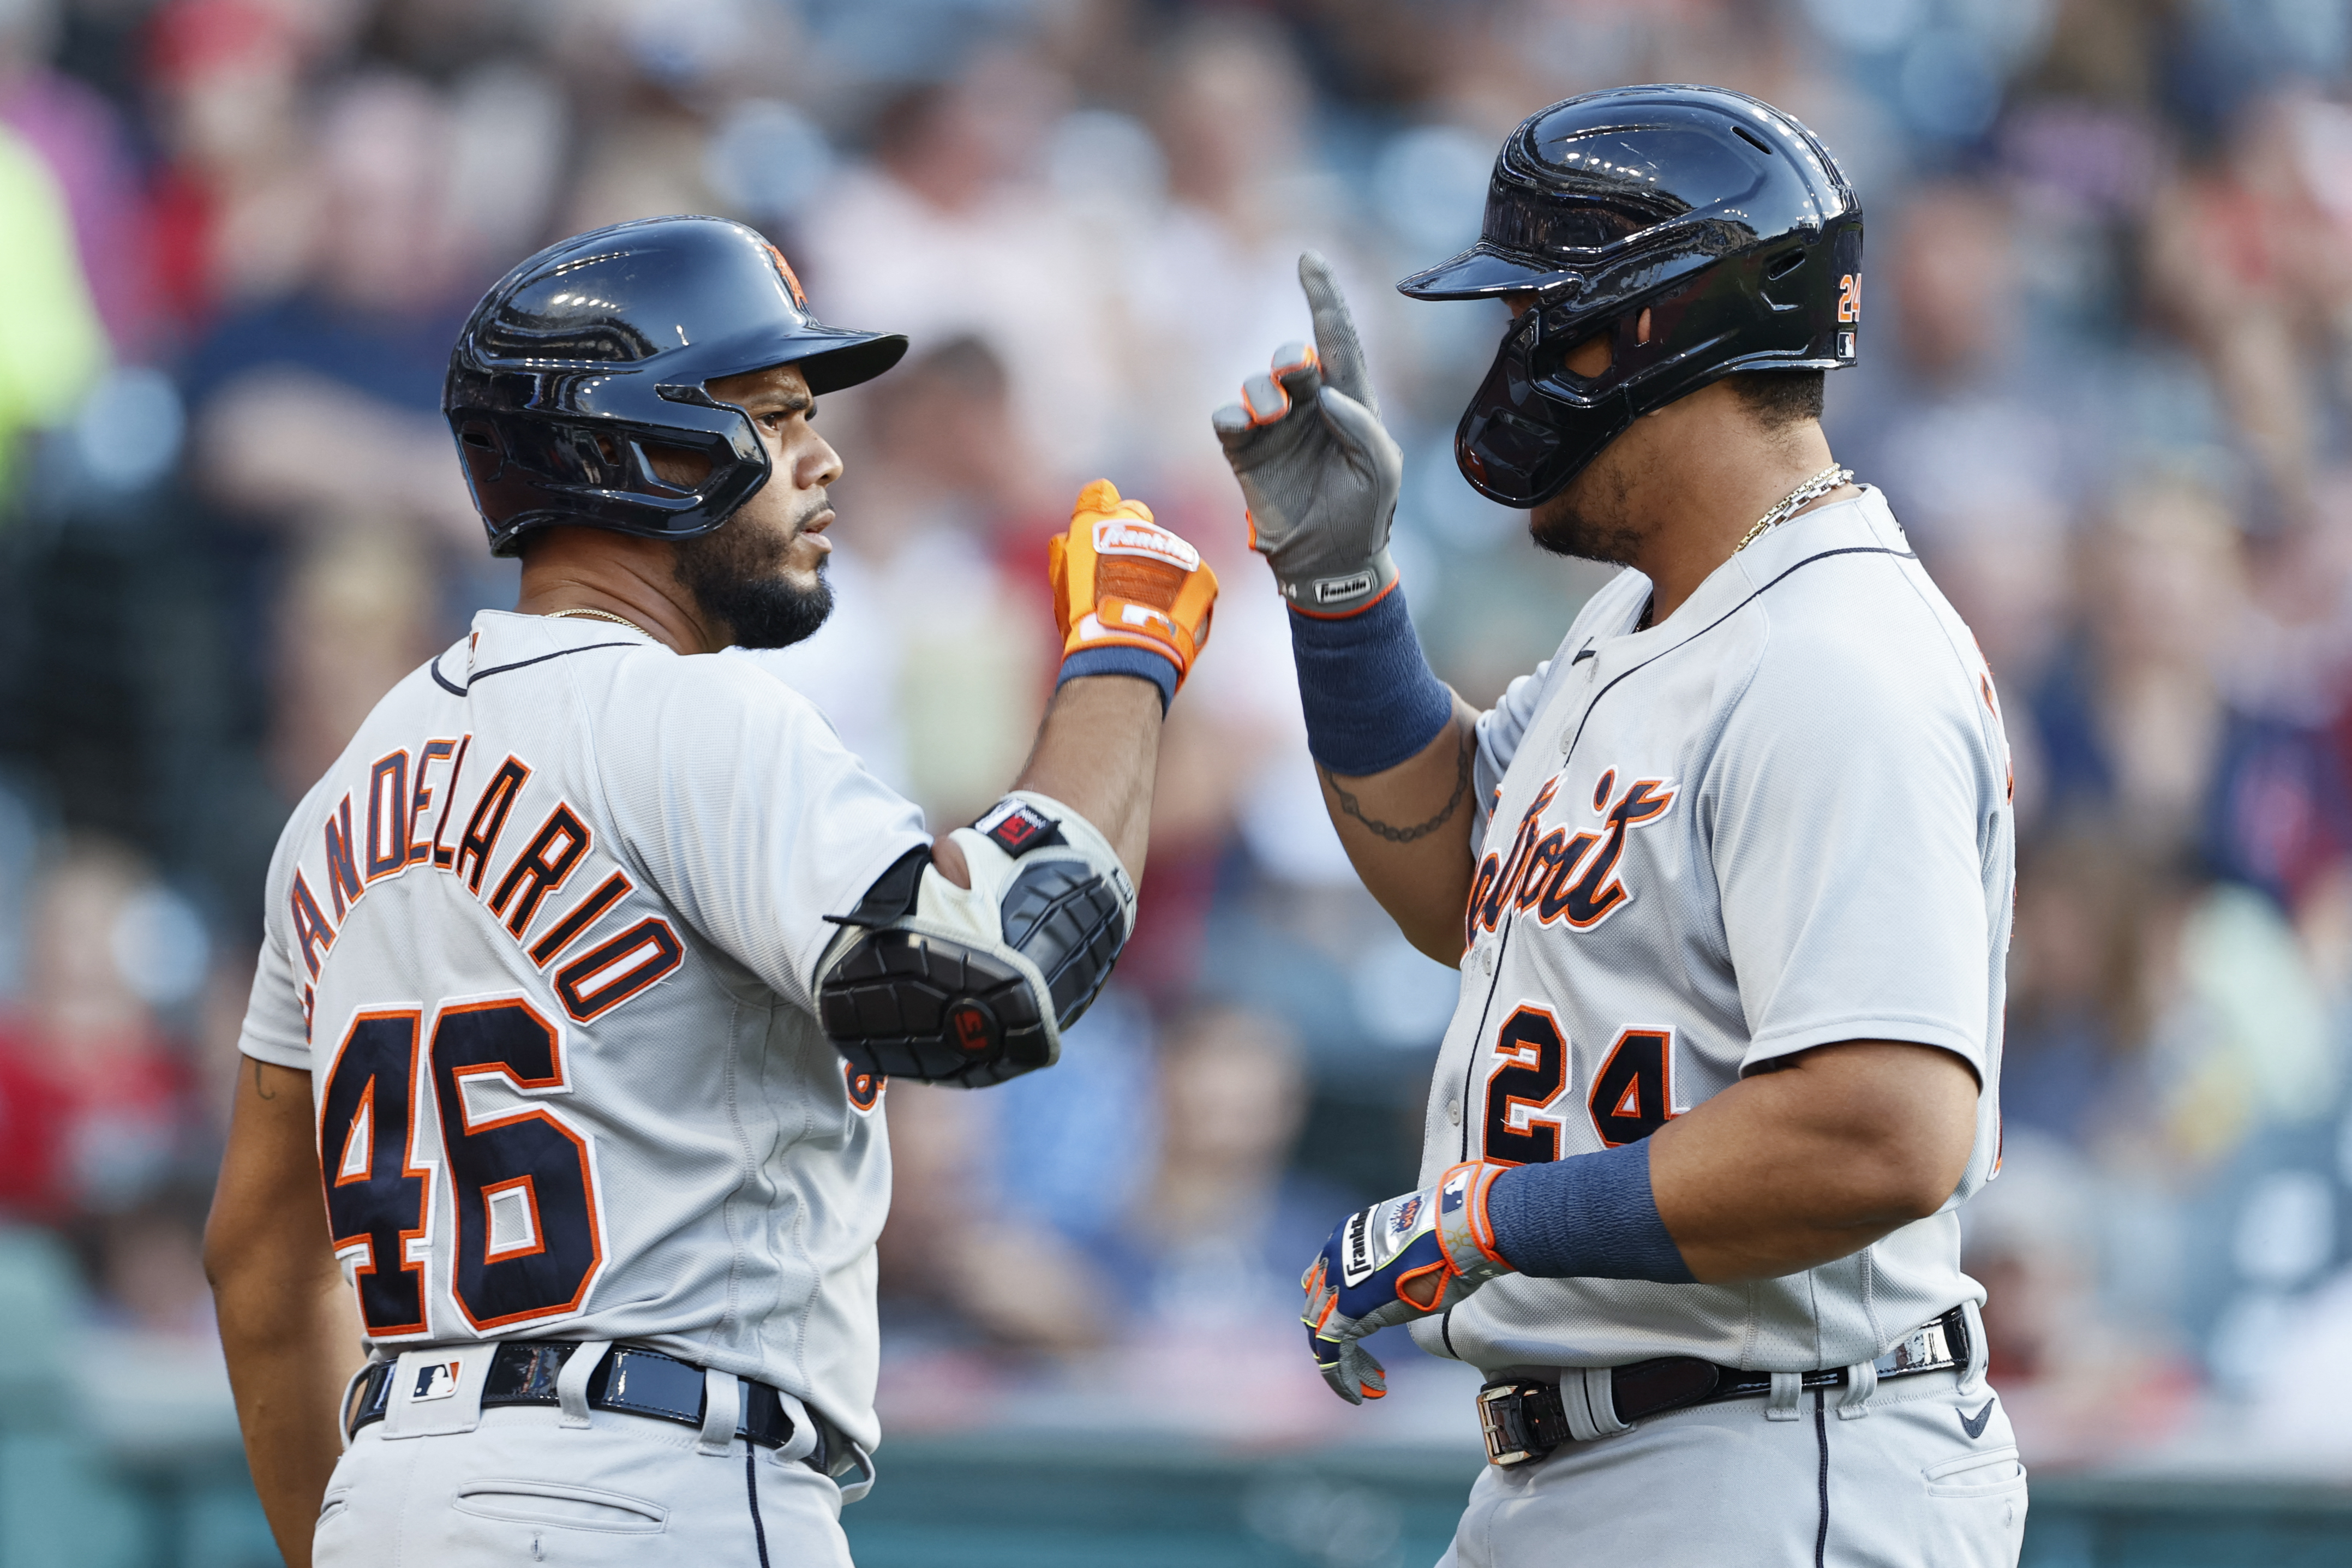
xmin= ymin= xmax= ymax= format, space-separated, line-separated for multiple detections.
xmin=1046 ymin=480 xmax=1218 ymax=707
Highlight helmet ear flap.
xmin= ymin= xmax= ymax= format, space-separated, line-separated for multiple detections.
xmin=455 ymin=420 xmax=504 ymax=486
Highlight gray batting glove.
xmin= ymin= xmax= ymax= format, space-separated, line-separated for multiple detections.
xmin=1211 ymin=252 xmax=1403 ymax=617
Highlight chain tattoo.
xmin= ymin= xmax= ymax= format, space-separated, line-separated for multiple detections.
xmin=1321 ymin=730 xmax=1473 ymax=843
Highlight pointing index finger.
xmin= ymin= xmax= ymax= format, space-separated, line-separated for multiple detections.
xmin=1298 ymin=250 xmax=1377 ymax=419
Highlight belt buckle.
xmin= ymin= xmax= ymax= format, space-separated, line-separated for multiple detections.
xmin=1875 ymin=1309 xmax=1961 ymax=1379
xmin=1476 ymin=1381 xmax=1555 ymax=1467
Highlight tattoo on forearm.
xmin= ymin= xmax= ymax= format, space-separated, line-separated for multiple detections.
xmin=1320 ymin=732 xmax=1473 ymax=843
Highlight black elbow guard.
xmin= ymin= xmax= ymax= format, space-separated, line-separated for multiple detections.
xmin=816 ymin=797 xmax=1136 ymax=1088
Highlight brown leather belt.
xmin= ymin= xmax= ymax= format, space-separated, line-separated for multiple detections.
xmin=1476 ymin=1306 xmax=1972 ymax=1466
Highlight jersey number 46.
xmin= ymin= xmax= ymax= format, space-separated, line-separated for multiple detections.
xmin=318 ymin=998 xmax=603 ymax=1338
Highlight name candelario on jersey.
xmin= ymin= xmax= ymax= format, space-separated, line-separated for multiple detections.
xmin=1464 ymin=767 xmax=1678 ymax=951
xmin=284 ymin=734 xmax=683 ymax=1035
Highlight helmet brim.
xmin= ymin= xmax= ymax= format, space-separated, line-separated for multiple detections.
xmin=1397 ymin=243 xmax=1581 ymax=301
xmin=783 ymin=328 xmax=909 ymax=396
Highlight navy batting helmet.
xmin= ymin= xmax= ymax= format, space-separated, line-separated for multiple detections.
xmin=444 ymin=216 xmax=908 ymax=557
xmin=1402 ymin=85 xmax=1862 ymax=507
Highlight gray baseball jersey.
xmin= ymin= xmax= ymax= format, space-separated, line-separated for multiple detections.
xmin=1414 ymin=488 xmax=2012 ymax=1375
xmin=237 ymin=611 xmax=929 ymax=1452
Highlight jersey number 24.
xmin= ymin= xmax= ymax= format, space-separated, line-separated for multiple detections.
xmin=319 ymin=998 xmax=603 ymax=1338
xmin=1484 ymin=1005 xmax=1672 ymax=1163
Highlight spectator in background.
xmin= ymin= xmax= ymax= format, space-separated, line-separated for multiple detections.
xmin=1961 ymin=1128 xmax=2199 ymax=1468
xmin=873 ymin=1077 xmax=1112 ymax=1364
xmin=1092 ymin=1005 xmax=1358 ymax=1435
xmin=1118 ymin=1006 xmax=1332 ymax=1328
xmin=79 ymin=1181 xmax=217 ymax=1339
xmin=0 ymin=0 xmax=153 ymax=356
xmin=140 ymin=0 xmax=318 ymax=333
xmin=264 ymin=522 xmax=436 ymax=799
xmin=0 ymin=997 xmax=67 ymax=1220
xmin=2143 ymin=92 xmax=2352 ymax=526
xmin=1127 ymin=14 xmax=1368 ymax=496
xmin=1831 ymin=182 xmax=2089 ymax=558
xmin=2032 ymin=480 xmax=2245 ymax=847
xmin=2004 ymin=830 xmax=2155 ymax=1146
xmin=2121 ymin=867 xmax=2336 ymax=1182
xmin=800 ymin=49 xmax=1128 ymax=482
xmin=188 ymin=70 xmax=482 ymax=553
xmin=0 ymin=113 xmax=105 ymax=497
xmin=0 ymin=840 xmax=196 ymax=1217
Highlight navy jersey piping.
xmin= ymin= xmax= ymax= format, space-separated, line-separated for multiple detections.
xmin=430 ymin=640 xmax=640 ymax=695
xmin=1560 ymin=545 xmax=1916 ymax=770
xmin=1443 ymin=912 xmax=1516 ymax=1361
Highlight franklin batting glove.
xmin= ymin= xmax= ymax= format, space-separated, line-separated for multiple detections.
xmin=1301 ymin=1162 xmax=1515 ymax=1405
xmin=1211 ymin=252 xmax=1404 ymax=618
xmin=1048 ymin=480 xmax=1218 ymax=693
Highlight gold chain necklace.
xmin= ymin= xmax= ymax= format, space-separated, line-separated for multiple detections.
xmin=547 ymin=607 xmax=655 ymax=638
xmin=1733 ymin=465 xmax=1856 ymax=553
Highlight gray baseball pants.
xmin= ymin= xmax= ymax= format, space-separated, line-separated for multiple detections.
xmin=1438 ymin=1365 xmax=2025 ymax=1567
xmin=313 ymin=1351 xmax=855 ymax=1566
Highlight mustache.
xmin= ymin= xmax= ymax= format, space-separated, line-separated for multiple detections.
xmin=788 ymin=492 xmax=831 ymax=536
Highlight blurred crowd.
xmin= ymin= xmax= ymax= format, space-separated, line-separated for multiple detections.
xmin=6 ymin=0 xmax=2352 ymax=1480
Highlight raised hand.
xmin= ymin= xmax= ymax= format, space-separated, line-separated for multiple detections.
xmin=1047 ymin=478 xmax=1218 ymax=690
xmin=1211 ymin=252 xmax=1404 ymax=618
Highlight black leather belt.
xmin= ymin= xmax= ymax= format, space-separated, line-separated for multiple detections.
xmin=1477 ymin=1306 xmax=1972 ymax=1467
xmin=345 ymin=1340 xmax=854 ymax=1478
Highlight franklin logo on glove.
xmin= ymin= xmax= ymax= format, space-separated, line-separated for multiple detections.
xmin=1303 ymin=1162 xmax=1513 ymax=1403
xmin=1092 ymin=519 xmax=1201 ymax=571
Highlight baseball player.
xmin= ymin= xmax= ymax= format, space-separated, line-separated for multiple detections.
xmin=1214 ymin=87 xmax=2022 ymax=1564
xmin=204 ymin=216 xmax=1218 ymax=1568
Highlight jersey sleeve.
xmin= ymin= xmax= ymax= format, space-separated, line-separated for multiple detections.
xmin=593 ymin=657 xmax=930 ymax=1013
xmin=1707 ymin=637 xmax=1996 ymax=1078
xmin=238 ymin=822 xmax=314 ymax=1069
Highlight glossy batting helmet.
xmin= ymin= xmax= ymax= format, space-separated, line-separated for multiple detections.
xmin=444 ymin=216 xmax=908 ymax=556
xmin=1402 ymin=85 xmax=1862 ymax=508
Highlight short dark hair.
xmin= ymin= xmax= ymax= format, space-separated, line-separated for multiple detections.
xmin=1725 ymin=369 xmax=1825 ymax=430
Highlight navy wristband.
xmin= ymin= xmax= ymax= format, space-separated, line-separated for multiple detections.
xmin=1287 ymin=585 xmax=1453 ymax=776
xmin=1485 ymin=1141 xmax=1695 ymax=1283
xmin=1058 ymin=645 xmax=1177 ymax=714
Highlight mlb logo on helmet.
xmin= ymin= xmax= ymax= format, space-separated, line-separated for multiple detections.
xmin=412 ymin=1360 xmax=462 ymax=1402
xmin=1092 ymin=519 xmax=1201 ymax=571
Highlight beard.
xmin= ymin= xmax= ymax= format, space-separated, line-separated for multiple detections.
xmin=673 ymin=510 xmax=835 ymax=650
xmin=1527 ymin=460 xmax=1649 ymax=565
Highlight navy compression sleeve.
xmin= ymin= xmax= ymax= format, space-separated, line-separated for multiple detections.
xmin=1485 ymin=1141 xmax=1696 ymax=1283
xmin=1286 ymin=586 xmax=1453 ymax=776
